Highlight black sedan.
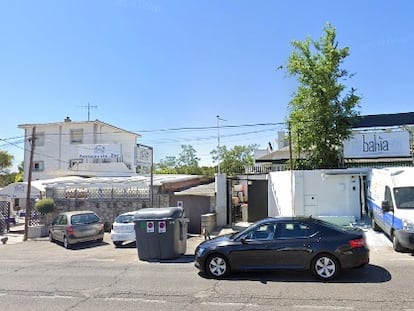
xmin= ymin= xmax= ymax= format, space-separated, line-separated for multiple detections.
xmin=195 ymin=217 xmax=369 ymax=281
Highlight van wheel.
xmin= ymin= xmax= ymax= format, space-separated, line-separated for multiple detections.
xmin=371 ymin=217 xmax=381 ymax=232
xmin=392 ymin=232 xmax=405 ymax=252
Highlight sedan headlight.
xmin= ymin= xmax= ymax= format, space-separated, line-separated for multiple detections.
xmin=402 ymin=218 xmax=414 ymax=231
xmin=196 ymin=247 xmax=205 ymax=257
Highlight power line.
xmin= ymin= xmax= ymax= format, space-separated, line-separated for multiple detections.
xmin=134 ymin=122 xmax=284 ymax=133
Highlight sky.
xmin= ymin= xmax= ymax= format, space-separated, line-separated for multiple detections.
xmin=1 ymin=0 xmax=414 ymax=170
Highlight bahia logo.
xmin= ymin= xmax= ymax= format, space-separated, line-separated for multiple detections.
xmin=362 ymin=134 xmax=389 ymax=153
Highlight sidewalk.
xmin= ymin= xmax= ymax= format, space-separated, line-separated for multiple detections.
xmin=0 ymin=224 xmax=25 ymax=245
xmin=0 ymin=222 xmax=252 ymax=251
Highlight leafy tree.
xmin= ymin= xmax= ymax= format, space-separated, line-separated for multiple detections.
xmin=286 ymin=23 xmax=360 ymax=169
xmin=14 ymin=162 xmax=24 ymax=182
xmin=155 ymin=156 xmax=178 ymax=174
xmin=154 ymin=145 xmax=202 ymax=175
xmin=176 ymin=144 xmax=200 ymax=174
xmin=211 ymin=144 xmax=258 ymax=176
xmin=0 ymin=150 xmax=13 ymax=173
xmin=35 ymin=198 xmax=55 ymax=215
xmin=0 ymin=150 xmax=15 ymax=186
xmin=155 ymin=145 xmax=216 ymax=176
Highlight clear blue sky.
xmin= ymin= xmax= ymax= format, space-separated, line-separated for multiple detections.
xmin=1 ymin=0 xmax=414 ymax=170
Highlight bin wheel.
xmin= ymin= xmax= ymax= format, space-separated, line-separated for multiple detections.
xmin=113 ymin=241 xmax=123 ymax=247
xmin=206 ymin=254 xmax=229 ymax=278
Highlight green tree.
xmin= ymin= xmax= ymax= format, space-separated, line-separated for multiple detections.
xmin=14 ymin=162 xmax=24 ymax=182
xmin=0 ymin=150 xmax=15 ymax=186
xmin=154 ymin=156 xmax=178 ymax=174
xmin=0 ymin=150 xmax=13 ymax=173
xmin=176 ymin=144 xmax=200 ymax=174
xmin=35 ymin=198 xmax=55 ymax=215
xmin=155 ymin=145 xmax=215 ymax=176
xmin=286 ymin=23 xmax=360 ymax=169
xmin=211 ymin=144 xmax=258 ymax=176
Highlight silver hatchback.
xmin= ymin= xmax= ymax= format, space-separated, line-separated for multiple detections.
xmin=49 ymin=210 xmax=104 ymax=249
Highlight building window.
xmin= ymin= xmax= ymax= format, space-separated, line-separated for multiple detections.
xmin=35 ymin=132 xmax=45 ymax=146
xmin=69 ymin=159 xmax=83 ymax=168
xmin=70 ymin=129 xmax=83 ymax=144
xmin=33 ymin=161 xmax=44 ymax=172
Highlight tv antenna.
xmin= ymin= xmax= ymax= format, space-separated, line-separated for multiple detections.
xmin=79 ymin=102 xmax=98 ymax=121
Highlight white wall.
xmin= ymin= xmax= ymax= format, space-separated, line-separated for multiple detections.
xmin=215 ymin=173 xmax=227 ymax=226
xmin=268 ymin=171 xmax=294 ymax=216
xmin=268 ymin=170 xmax=362 ymax=220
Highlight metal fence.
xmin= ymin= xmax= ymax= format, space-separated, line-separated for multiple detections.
xmin=47 ymin=186 xmax=151 ymax=203
xmin=0 ymin=201 xmax=10 ymax=233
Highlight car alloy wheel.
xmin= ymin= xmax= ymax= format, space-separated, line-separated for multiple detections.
xmin=312 ymin=254 xmax=339 ymax=280
xmin=48 ymin=231 xmax=54 ymax=242
xmin=207 ymin=254 xmax=228 ymax=278
xmin=63 ymin=236 xmax=70 ymax=249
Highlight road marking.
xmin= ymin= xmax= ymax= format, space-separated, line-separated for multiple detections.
xmin=293 ymin=305 xmax=354 ymax=310
xmin=37 ymin=295 xmax=76 ymax=300
xmin=104 ymin=297 xmax=167 ymax=303
xmin=201 ymin=302 xmax=257 ymax=307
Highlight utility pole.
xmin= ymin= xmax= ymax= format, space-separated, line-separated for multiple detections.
xmin=216 ymin=115 xmax=226 ymax=174
xmin=23 ymin=127 xmax=36 ymax=241
xmin=288 ymin=121 xmax=293 ymax=171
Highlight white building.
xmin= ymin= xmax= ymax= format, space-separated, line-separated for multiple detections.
xmin=18 ymin=117 xmax=142 ymax=180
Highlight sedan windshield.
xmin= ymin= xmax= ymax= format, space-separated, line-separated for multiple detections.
xmin=394 ymin=187 xmax=414 ymax=209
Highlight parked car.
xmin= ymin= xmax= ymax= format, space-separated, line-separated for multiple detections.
xmin=49 ymin=210 xmax=104 ymax=249
xmin=110 ymin=211 xmax=137 ymax=247
xmin=195 ymin=216 xmax=369 ymax=281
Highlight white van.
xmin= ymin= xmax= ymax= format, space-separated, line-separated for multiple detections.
xmin=367 ymin=167 xmax=414 ymax=252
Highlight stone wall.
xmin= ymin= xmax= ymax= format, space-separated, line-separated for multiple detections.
xmin=51 ymin=194 xmax=171 ymax=229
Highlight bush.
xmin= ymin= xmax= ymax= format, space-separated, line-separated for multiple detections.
xmin=35 ymin=198 xmax=55 ymax=215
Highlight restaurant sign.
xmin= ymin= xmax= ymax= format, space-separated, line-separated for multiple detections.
xmin=78 ymin=144 xmax=121 ymax=159
xmin=343 ymin=131 xmax=410 ymax=158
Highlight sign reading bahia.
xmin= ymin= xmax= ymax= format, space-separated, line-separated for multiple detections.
xmin=343 ymin=131 xmax=410 ymax=158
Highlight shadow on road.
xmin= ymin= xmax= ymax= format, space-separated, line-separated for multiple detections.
xmin=198 ymin=264 xmax=391 ymax=283
xmin=140 ymin=254 xmax=196 ymax=264
xmin=54 ymin=240 xmax=110 ymax=250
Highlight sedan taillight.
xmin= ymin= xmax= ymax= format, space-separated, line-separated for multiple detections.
xmin=349 ymin=238 xmax=365 ymax=248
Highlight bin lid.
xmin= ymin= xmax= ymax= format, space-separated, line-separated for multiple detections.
xmin=133 ymin=206 xmax=184 ymax=221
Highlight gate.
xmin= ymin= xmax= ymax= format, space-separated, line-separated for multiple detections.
xmin=0 ymin=201 xmax=11 ymax=233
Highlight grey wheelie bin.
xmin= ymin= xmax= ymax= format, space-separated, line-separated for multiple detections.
xmin=133 ymin=206 xmax=188 ymax=260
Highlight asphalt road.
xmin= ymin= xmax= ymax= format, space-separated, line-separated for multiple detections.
xmin=1 ymin=228 xmax=414 ymax=310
